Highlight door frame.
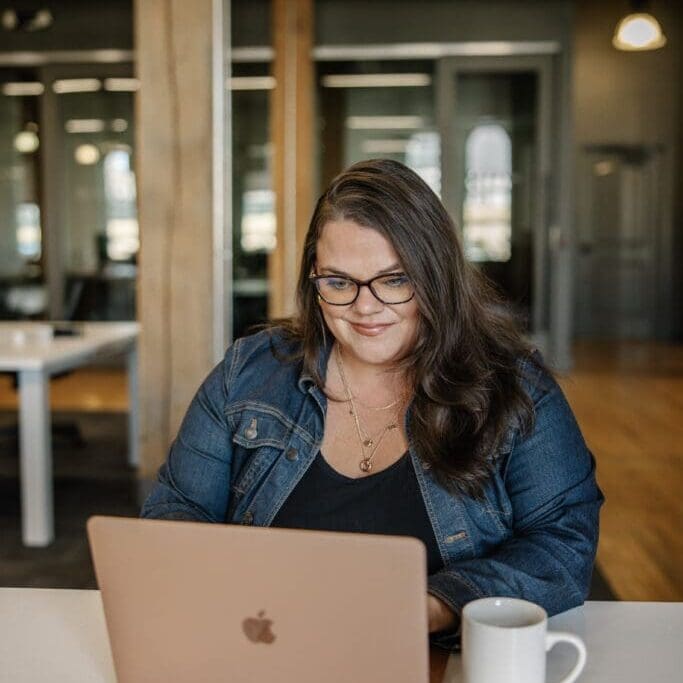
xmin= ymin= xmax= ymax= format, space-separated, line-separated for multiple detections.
xmin=436 ymin=53 xmax=572 ymax=368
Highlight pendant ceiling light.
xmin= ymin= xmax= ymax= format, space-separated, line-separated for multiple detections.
xmin=613 ymin=1 xmax=667 ymax=51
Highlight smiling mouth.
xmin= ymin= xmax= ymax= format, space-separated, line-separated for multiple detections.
xmin=348 ymin=322 xmax=393 ymax=336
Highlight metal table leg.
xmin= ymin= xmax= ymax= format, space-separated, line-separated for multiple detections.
xmin=18 ymin=368 xmax=53 ymax=546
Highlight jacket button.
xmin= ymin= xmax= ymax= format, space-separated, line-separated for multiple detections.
xmin=242 ymin=511 xmax=254 ymax=525
xmin=285 ymin=447 xmax=298 ymax=461
xmin=244 ymin=418 xmax=258 ymax=440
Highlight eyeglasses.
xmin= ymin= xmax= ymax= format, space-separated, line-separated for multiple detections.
xmin=310 ymin=272 xmax=415 ymax=306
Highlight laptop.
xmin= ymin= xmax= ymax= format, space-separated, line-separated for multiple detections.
xmin=87 ymin=515 xmax=430 ymax=683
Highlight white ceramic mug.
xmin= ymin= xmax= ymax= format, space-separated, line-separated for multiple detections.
xmin=462 ymin=597 xmax=586 ymax=683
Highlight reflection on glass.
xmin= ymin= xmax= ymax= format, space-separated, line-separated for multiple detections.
xmin=104 ymin=148 xmax=138 ymax=261
xmin=463 ymin=124 xmax=512 ymax=262
xmin=240 ymin=189 xmax=276 ymax=253
xmin=59 ymin=90 xmax=136 ymax=273
xmin=231 ymin=60 xmax=273 ymax=338
xmin=0 ymin=73 xmax=43 ymax=319
xmin=75 ymin=143 xmax=100 ymax=165
xmin=453 ymin=72 xmax=537 ymax=329
xmin=57 ymin=81 xmax=137 ymax=320
xmin=1 ymin=65 xmax=138 ymax=321
xmin=14 ymin=129 xmax=39 ymax=153
xmin=318 ymin=60 xmax=439 ymax=194
xmin=407 ymin=131 xmax=440 ymax=196
xmin=16 ymin=202 xmax=41 ymax=259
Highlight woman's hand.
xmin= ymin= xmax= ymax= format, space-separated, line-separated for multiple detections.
xmin=427 ymin=594 xmax=456 ymax=633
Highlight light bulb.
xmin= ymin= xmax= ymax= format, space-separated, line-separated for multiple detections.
xmin=74 ymin=144 xmax=101 ymax=165
xmin=613 ymin=13 xmax=667 ymax=51
xmin=14 ymin=131 xmax=39 ymax=154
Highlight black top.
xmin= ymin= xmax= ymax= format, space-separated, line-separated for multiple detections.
xmin=271 ymin=450 xmax=444 ymax=575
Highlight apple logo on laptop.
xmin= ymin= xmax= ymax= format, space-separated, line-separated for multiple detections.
xmin=242 ymin=610 xmax=276 ymax=644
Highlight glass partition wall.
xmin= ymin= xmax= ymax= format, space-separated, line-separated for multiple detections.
xmin=0 ymin=68 xmax=44 ymax=319
xmin=51 ymin=68 xmax=137 ymax=321
xmin=229 ymin=48 xmax=557 ymax=356
xmin=0 ymin=62 xmax=137 ymax=322
xmin=438 ymin=57 xmax=552 ymax=341
xmin=230 ymin=60 xmax=273 ymax=339
xmin=316 ymin=60 xmax=439 ymax=194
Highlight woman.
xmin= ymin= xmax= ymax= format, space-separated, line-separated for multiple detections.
xmin=142 ymin=158 xmax=603 ymax=650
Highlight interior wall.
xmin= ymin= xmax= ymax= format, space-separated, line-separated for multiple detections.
xmin=315 ymin=0 xmax=572 ymax=45
xmin=232 ymin=0 xmax=574 ymax=48
xmin=0 ymin=0 xmax=132 ymax=52
xmin=232 ymin=0 xmax=269 ymax=47
xmin=573 ymin=0 xmax=681 ymax=340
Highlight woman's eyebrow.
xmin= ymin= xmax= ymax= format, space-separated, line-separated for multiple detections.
xmin=318 ymin=263 xmax=403 ymax=277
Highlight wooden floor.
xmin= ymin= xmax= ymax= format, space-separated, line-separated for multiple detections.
xmin=557 ymin=341 xmax=683 ymax=602
xmin=0 ymin=370 xmax=129 ymax=413
xmin=1 ymin=341 xmax=681 ymax=600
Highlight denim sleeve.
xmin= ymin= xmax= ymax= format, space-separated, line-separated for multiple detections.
xmin=140 ymin=345 xmax=236 ymax=523
xmin=428 ymin=379 xmax=604 ymax=652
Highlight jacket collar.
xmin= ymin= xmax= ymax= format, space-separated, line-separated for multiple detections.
xmin=297 ymin=332 xmax=334 ymax=394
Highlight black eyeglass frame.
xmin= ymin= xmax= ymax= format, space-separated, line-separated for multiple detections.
xmin=309 ymin=272 xmax=416 ymax=306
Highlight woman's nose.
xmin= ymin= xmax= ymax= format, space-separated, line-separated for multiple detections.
xmin=353 ymin=283 xmax=384 ymax=314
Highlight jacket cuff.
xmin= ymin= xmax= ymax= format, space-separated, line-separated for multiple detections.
xmin=427 ymin=570 xmax=484 ymax=652
xmin=140 ymin=502 xmax=213 ymax=522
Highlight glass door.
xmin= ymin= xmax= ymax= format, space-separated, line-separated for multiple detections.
xmin=0 ymin=67 xmax=45 ymax=319
xmin=230 ymin=60 xmax=273 ymax=339
xmin=438 ymin=55 xmax=555 ymax=356
xmin=41 ymin=62 xmax=137 ymax=321
xmin=316 ymin=59 xmax=439 ymax=194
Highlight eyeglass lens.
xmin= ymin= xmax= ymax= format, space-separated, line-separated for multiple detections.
xmin=315 ymin=274 xmax=413 ymax=304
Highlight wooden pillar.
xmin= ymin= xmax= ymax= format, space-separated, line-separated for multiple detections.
xmin=134 ymin=0 xmax=227 ymax=476
xmin=269 ymin=0 xmax=315 ymax=318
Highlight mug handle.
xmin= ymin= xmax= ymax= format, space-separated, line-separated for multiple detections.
xmin=545 ymin=631 xmax=587 ymax=683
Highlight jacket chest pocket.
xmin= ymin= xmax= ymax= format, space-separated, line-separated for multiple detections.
xmin=229 ymin=408 xmax=293 ymax=499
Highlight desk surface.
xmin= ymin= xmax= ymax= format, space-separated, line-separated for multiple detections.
xmin=1 ymin=588 xmax=681 ymax=683
xmin=0 ymin=321 xmax=139 ymax=373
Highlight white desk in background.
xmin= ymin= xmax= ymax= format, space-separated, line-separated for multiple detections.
xmin=0 ymin=322 xmax=139 ymax=546
xmin=0 ymin=589 xmax=681 ymax=683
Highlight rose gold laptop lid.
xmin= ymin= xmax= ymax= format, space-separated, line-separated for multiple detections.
xmin=87 ymin=515 xmax=429 ymax=683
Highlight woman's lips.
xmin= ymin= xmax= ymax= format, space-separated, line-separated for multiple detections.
xmin=349 ymin=322 xmax=393 ymax=337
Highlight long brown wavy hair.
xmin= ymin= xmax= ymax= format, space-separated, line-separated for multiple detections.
xmin=276 ymin=158 xmax=542 ymax=498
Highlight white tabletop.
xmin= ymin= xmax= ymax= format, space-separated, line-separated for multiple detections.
xmin=0 ymin=321 xmax=139 ymax=373
xmin=0 ymin=588 xmax=681 ymax=682
xmin=442 ymin=600 xmax=683 ymax=682
xmin=0 ymin=589 xmax=115 ymax=683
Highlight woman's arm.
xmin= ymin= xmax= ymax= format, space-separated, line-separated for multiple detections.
xmin=140 ymin=346 xmax=237 ymax=522
xmin=428 ymin=378 xmax=604 ymax=650
xmin=427 ymin=594 xmax=457 ymax=632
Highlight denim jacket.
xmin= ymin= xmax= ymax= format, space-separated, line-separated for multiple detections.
xmin=142 ymin=329 xmax=603 ymax=651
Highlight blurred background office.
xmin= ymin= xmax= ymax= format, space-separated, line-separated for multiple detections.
xmin=1 ymin=0 xmax=681 ymax=603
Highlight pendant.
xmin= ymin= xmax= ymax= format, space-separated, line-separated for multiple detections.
xmin=359 ymin=459 xmax=373 ymax=473
xmin=363 ymin=439 xmax=374 ymax=447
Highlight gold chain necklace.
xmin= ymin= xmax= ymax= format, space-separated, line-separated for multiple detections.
xmin=335 ymin=345 xmax=402 ymax=473
xmin=351 ymin=395 xmax=402 ymax=411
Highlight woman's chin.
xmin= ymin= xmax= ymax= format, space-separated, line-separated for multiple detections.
xmin=343 ymin=341 xmax=402 ymax=367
